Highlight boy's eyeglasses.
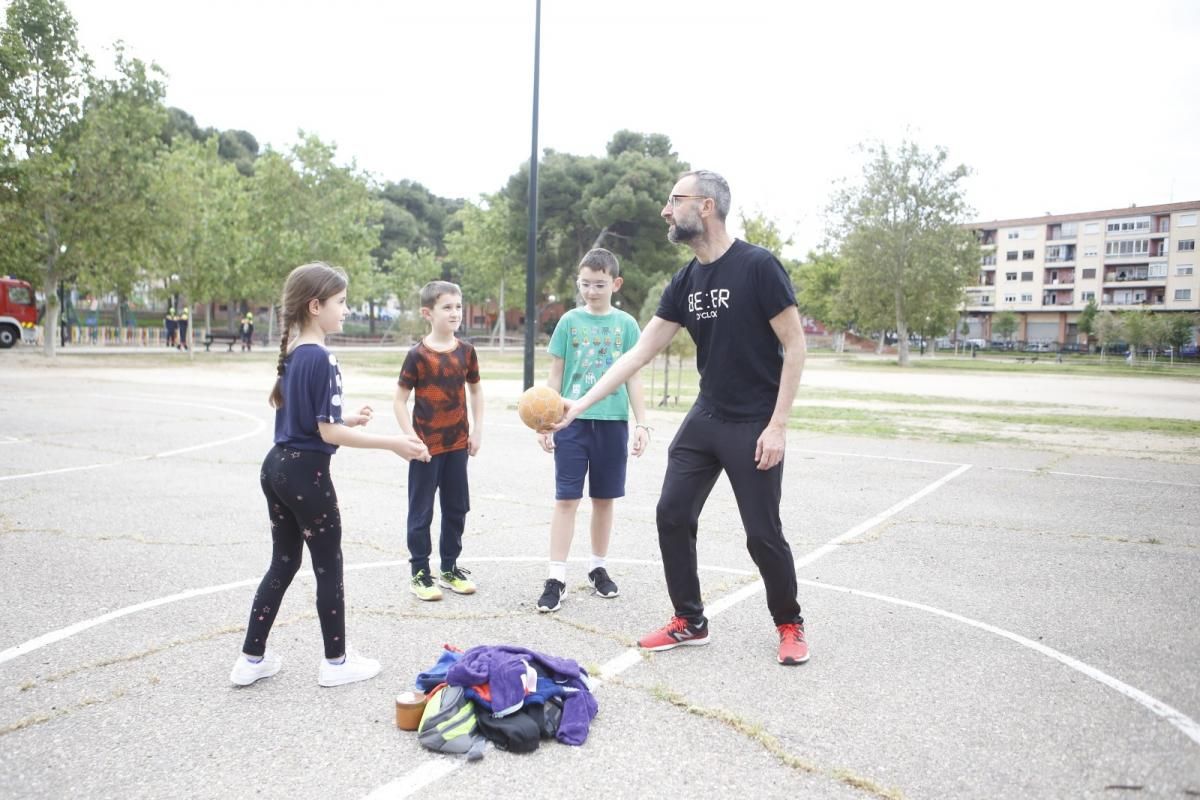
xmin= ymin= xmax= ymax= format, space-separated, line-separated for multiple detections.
xmin=577 ymin=281 xmax=611 ymax=293
xmin=668 ymin=194 xmax=707 ymax=208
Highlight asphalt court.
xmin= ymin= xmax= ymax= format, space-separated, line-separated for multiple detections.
xmin=1 ymin=362 xmax=1198 ymax=799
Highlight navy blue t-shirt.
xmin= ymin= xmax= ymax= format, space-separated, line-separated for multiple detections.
xmin=274 ymin=343 xmax=344 ymax=454
xmin=656 ymin=239 xmax=797 ymax=422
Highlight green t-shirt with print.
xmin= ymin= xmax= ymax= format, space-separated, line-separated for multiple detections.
xmin=548 ymin=307 xmax=641 ymax=420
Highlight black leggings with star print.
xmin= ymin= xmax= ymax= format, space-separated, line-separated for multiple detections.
xmin=242 ymin=445 xmax=346 ymax=659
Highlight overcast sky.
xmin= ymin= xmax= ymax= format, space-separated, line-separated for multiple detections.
xmin=63 ymin=0 xmax=1200 ymax=257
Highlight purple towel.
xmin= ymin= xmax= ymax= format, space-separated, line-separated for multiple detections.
xmin=446 ymin=644 xmax=599 ymax=746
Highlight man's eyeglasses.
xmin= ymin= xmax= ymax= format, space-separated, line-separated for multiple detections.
xmin=667 ymin=194 xmax=707 ymax=208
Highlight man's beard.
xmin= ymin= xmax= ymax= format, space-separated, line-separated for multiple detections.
xmin=667 ymin=215 xmax=703 ymax=244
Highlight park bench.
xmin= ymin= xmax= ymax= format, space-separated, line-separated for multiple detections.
xmin=203 ymin=331 xmax=241 ymax=352
xmin=1014 ymin=356 xmax=1038 ymax=364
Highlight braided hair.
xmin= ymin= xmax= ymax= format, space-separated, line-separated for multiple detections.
xmin=268 ymin=262 xmax=348 ymax=408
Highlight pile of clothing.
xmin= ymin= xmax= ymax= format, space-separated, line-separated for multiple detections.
xmin=412 ymin=643 xmax=599 ymax=759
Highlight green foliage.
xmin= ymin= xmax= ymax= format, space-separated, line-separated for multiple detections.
xmin=1094 ymin=310 xmax=1124 ymax=358
xmin=1076 ymin=298 xmax=1098 ymax=337
xmin=993 ymin=310 xmax=1018 ymax=341
xmin=504 ymin=130 xmax=690 ymax=318
xmin=793 ymin=250 xmax=852 ymax=331
xmin=445 ymin=195 xmax=523 ymax=313
xmin=828 ymin=140 xmax=978 ymax=365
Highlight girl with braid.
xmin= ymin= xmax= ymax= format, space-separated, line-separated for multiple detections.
xmin=230 ymin=262 xmax=430 ymax=687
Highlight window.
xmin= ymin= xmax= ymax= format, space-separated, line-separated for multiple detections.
xmin=1007 ymin=231 xmax=1019 ymax=239
xmin=1105 ymin=239 xmax=1150 ymax=257
xmin=1106 ymin=217 xmax=1151 ymax=233
xmin=1148 ymin=263 xmax=1168 ymax=278
xmin=1176 ymin=289 xmax=1193 ymax=300
xmin=1081 ymin=268 xmax=1096 ymax=279
xmin=1179 ymin=214 xmax=1197 ymax=227
xmin=981 ymin=294 xmax=992 ymax=305
xmin=1061 ymin=223 xmax=1076 ymax=237
xmin=1007 ymin=251 xmax=1018 ymax=261
xmin=1178 ymin=265 xmax=1194 ymax=276
xmin=982 ymin=254 xmax=996 ymax=265
xmin=1021 ymin=271 xmax=1034 ymax=281
xmin=1020 ymin=294 xmax=1033 ymax=302
xmin=1005 ymin=272 xmax=1017 ymax=281
xmin=1022 ymin=250 xmax=1035 ymax=260
xmin=1180 ymin=240 xmax=1196 ymax=252
xmin=1083 ymin=246 xmax=1098 ymax=257
xmin=1004 ymin=294 xmax=1016 ymax=303
xmin=1022 ymin=228 xmax=1037 ymax=239
xmin=1081 ymin=291 xmax=1096 ymax=301
xmin=1084 ymin=222 xmax=1100 ymax=235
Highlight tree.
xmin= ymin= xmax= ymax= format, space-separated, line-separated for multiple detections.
xmin=445 ymin=195 xmax=524 ymax=349
xmin=503 ymin=130 xmax=689 ymax=319
xmin=993 ymin=310 xmax=1019 ymax=342
xmin=0 ymin=0 xmax=91 ymax=355
xmin=1164 ymin=313 xmax=1196 ymax=364
xmin=1094 ymin=310 xmax=1124 ymax=361
xmin=828 ymin=140 xmax=978 ymax=365
xmin=1076 ymin=298 xmax=1098 ymax=349
xmin=640 ymin=278 xmax=695 ymax=406
xmin=67 ymin=47 xmax=168 ymax=326
xmin=793 ymin=250 xmax=852 ymax=351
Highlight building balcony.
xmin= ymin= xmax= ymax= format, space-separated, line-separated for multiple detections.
xmin=1042 ymin=291 xmax=1074 ymax=306
xmin=1043 ymin=279 xmax=1075 ymax=287
xmin=1104 ymin=270 xmax=1166 ymax=284
xmin=1102 ymin=295 xmax=1166 ymax=306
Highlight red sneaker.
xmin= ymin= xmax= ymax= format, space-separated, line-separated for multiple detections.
xmin=637 ymin=616 xmax=710 ymax=651
xmin=777 ymin=622 xmax=809 ymax=665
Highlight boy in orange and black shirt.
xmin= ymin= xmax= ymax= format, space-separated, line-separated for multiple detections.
xmin=394 ymin=281 xmax=484 ymax=601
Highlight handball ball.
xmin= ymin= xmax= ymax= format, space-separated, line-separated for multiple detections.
xmin=518 ymin=385 xmax=564 ymax=431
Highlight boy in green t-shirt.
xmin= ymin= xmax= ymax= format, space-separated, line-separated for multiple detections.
xmin=535 ymin=248 xmax=650 ymax=612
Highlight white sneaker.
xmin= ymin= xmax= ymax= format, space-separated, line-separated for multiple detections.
xmin=318 ymin=649 xmax=381 ymax=687
xmin=230 ymin=650 xmax=282 ymax=686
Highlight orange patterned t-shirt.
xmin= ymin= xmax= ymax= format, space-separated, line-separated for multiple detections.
xmin=399 ymin=339 xmax=480 ymax=456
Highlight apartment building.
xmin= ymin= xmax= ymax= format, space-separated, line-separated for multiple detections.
xmin=964 ymin=200 xmax=1199 ymax=345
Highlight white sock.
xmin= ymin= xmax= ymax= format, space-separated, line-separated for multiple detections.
xmin=589 ymin=554 xmax=606 ymax=571
xmin=548 ymin=561 xmax=567 ymax=583
xmin=327 ymin=654 xmax=346 ymax=665
xmin=244 ymin=654 xmax=263 ymax=664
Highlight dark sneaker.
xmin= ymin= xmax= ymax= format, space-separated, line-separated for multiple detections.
xmin=537 ymin=579 xmax=566 ymax=613
xmin=587 ymin=567 xmax=619 ymax=598
xmin=637 ymin=616 xmax=710 ymax=651
xmin=777 ymin=622 xmax=809 ymax=665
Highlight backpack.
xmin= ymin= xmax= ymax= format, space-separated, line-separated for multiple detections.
xmin=417 ymin=684 xmax=487 ymax=759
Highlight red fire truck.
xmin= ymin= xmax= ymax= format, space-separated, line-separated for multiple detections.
xmin=0 ymin=276 xmax=38 ymax=348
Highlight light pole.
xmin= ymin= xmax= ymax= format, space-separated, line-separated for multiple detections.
xmin=522 ymin=0 xmax=542 ymax=390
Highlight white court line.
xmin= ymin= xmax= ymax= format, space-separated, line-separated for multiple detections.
xmin=986 ymin=466 xmax=1200 ymax=489
xmin=0 ymin=557 xmax=754 ymax=666
xmin=366 ymin=464 xmax=975 ymax=799
xmin=0 ymin=395 xmax=266 ymax=483
xmin=360 ymin=759 xmax=461 ymax=800
xmin=797 ymin=578 xmax=1200 ymax=747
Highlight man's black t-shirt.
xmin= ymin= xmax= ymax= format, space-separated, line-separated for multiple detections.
xmin=656 ymin=239 xmax=797 ymax=422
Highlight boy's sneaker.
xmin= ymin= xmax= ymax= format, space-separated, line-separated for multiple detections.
xmin=537 ymin=578 xmax=566 ymax=612
xmin=438 ymin=566 xmax=477 ymax=595
xmin=587 ymin=567 xmax=619 ymax=598
xmin=229 ymin=650 xmax=281 ymax=686
xmin=777 ymin=622 xmax=809 ymax=665
xmin=637 ymin=616 xmax=710 ymax=651
xmin=410 ymin=570 xmax=443 ymax=601
xmin=318 ymin=649 xmax=382 ymax=687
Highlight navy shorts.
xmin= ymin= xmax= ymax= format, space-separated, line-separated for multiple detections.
xmin=553 ymin=419 xmax=629 ymax=500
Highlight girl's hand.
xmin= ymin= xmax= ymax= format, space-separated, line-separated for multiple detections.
xmin=537 ymin=431 xmax=555 ymax=453
xmin=345 ymin=405 xmax=374 ymax=427
xmin=396 ymin=435 xmax=430 ymax=462
xmin=631 ymin=425 xmax=650 ymax=458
